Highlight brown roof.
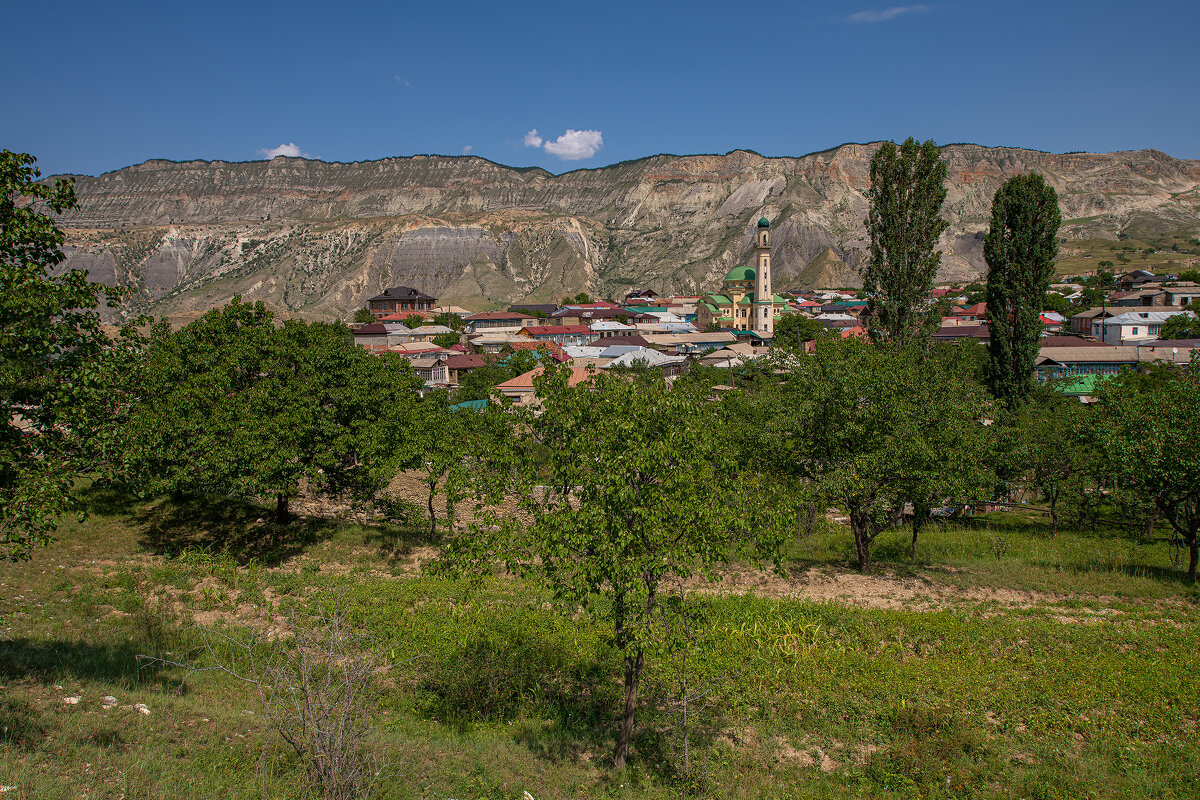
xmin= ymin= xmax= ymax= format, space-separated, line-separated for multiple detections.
xmin=466 ymin=311 xmax=538 ymax=321
xmin=446 ymin=354 xmax=486 ymax=369
xmin=521 ymin=325 xmax=593 ymax=335
xmin=1036 ymin=346 xmax=1138 ymax=364
xmin=1040 ymin=335 xmax=1109 ymax=348
xmin=495 ymin=366 xmax=595 ymax=393
xmin=353 ymin=323 xmax=389 ymax=335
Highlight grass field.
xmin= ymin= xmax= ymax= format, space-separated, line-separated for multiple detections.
xmin=2 ymin=488 xmax=1198 ymax=799
xmin=1054 ymin=236 xmax=1200 ymax=280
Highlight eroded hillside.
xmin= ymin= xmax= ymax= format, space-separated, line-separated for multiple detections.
xmin=55 ymin=145 xmax=1200 ymax=319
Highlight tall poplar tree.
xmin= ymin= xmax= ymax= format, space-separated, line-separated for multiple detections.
xmin=861 ymin=138 xmax=949 ymax=347
xmin=983 ymin=173 xmax=1061 ymax=405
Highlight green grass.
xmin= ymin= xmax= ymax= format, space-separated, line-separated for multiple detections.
xmin=2 ymin=491 xmax=1198 ymax=799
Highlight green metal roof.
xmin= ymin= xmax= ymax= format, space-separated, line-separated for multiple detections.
xmin=724 ymin=266 xmax=756 ymax=282
xmin=449 ymin=399 xmax=488 ymax=414
xmin=706 ymin=294 xmax=733 ymax=305
xmin=772 ymin=294 xmax=789 ymax=303
xmin=1050 ymin=374 xmax=1110 ymax=396
xmin=757 ymin=217 xmax=771 ymax=228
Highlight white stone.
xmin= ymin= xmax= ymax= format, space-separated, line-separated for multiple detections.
xmin=134 ymin=703 xmax=151 ymax=715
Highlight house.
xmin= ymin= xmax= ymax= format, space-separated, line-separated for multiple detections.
xmin=551 ymin=307 xmax=655 ymax=326
xmin=623 ymin=289 xmax=659 ymax=305
xmin=404 ymin=325 xmax=456 ymax=343
xmin=508 ymin=303 xmax=558 ymax=317
xmin=445 ymin=353 xmax=487 ymax=385
xmin=463 ymin=311 xmax=541 ymax=335
xmin=1115 ymin=269 xmax=1172 ymax=290
xmin=598 ymin=348 xmax=689 ymax=380
xmin=517 ymin=325 xmax=599 ymax=347
xmin=932 ymin=322 xmax=989 ymax=342
xmin=494 ymin=366 xmax=595 ymax=407
xmin=1035 ymin=346 xmax=1139 ymax=376
xmin=640 ymin=331 xmax=735 ymax=355
xmin=590 ymin=320 xmax=638 ymax=338
xmin=1070 ymin=307 xmax=1116 ymax=335
xmin=407 ymin=357 xmax=450 ymax=387
xmin=952 ymin=302 xmax=988 ymax=322
xmin=367 ymin=286 xmax=438 ymax=318
xmin=1089 ymin=310 xmax=1195 ymax=345
xmin=352 ymin=323 xmax=396 ymax=352
xmin=505 ymin=340 xmax=572 ymax=363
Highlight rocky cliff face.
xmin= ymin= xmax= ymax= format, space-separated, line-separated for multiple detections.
xmin=55 ymin=145 xmax=1200 ymax=320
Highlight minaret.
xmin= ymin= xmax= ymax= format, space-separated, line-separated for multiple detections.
xmin=753 ymin=216 xmax=774 ymax=335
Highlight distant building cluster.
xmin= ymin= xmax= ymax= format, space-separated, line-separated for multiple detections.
xmin=347 ymin=232 xmax=1200 ymax=405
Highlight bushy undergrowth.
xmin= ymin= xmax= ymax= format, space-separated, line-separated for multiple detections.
xmin=2 ymin=496 xmax=1199 ymax=799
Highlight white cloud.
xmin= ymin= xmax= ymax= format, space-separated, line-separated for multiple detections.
xmin=848 ymin=5 xmax=931 ymax=23
xmin=395 ymin=75 xmax=412 ymax=87
xmin=259 ymin=142 xmax=311 ymax=159
xmin=542 ymin=129 xmax=603 ymax=161
xmin=462 ymin=145 xmax=474 ymax=154
xmin=522 ymin=129 xmax=543 ymax=148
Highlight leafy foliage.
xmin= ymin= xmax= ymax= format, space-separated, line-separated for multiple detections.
xmin=436 ymin=365 xmax=789 ymax=768
xmin=1 ymin=151 xmax=118 ymax=560
xmin=1097 ymin=367 xmax=1200 ymax=579
xmin=984 ymin=173 xmax=1062 ymax=405
xmin=771 ymin=313 xmax=826 ymax=351
xmin=112 ymin=299 xmax=424 ymax=520
xmin=861 ymin=138 xmax=949 ymax=347
xmin=1159 ymin=313 xmax=1200 ymax=340
xmin=772 ymin=338 xmax=995 ymax=572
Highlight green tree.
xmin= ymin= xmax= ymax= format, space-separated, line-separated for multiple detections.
xmin=431 ymin=332 xmax=460 ymax=349
xmin=984 ymin=173 xmax=1062 ymax=405
xmin=1 ymin=151 xmax=117 ymax=561
xmin=1018 ymin=392 xmax=1103 ymax=537
xmin=775 ymin=337 xmax=994 ymax=573
xmin=352 ymin=308 xmax=375 ymax=324
xmin=772 ymin=313 xmax=826 ymax=351
xmin=861 ymin=138 xmax=949 ymax=347
xmin=116 ymin=300 xmax=423 ymax=522
xmin=432 ymin=312 xmax=464 ymax=331
xmin=402 ymin=314 xmax=424 ymax=328
xmin=1159 ymin=313 xmax=1200 ymax=340
xmin=437 ymin=366 xmax=787 ymax=769
xmin=1098 ymin=368 xmax=1200 ymax=579
xmin=1042 ymin=292 xmax=1071 ymax=315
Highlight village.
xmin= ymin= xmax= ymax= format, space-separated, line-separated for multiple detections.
xmin=350 ymin=221 xmax=1200 ymax=405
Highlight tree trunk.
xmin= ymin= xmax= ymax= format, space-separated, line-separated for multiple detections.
xmin=275 ymin=493 xmax=289 ymax=523
xmin=1049 ymin=493 xmax=1058 ymax=538
xmin=613 ymin=647 xmax=644 ymax=771
xmin=172 ymin=486 xmax=184 ymax=503
xmin=427 ymin=478 xmax=438 ymax=536
xmin=1189 ymin=536 xmax=1198 ymax=583
xmin=1145 ymin=505 xmax=1159 ymax=539
xmin=852 ymin=514 xmax=872 ymax=574
xmin=910 ymin=515 xmax=922 ymax=561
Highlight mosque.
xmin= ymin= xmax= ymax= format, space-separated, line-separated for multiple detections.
xmin=695 ymin=217 xmax=789 ymax=336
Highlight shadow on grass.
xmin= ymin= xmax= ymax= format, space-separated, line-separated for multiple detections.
xmin=361 ymin=523 xmax=442 ymax=563
xmin=0 ymin=636 xmax=178 ymax=689
xmin=76 ymin=483 xmax=439 ymax=568
xmin=131 ymin=495 xmax=343 ymax=567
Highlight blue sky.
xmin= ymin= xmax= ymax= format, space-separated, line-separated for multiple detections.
xmin=4 ymin=0 xmax=1198 ymax=177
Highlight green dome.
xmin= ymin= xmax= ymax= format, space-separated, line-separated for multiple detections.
xmin=724 ymin=266 xmax=756 ymax=282
xmin=757 ymin=216 xmax=771 ymax=228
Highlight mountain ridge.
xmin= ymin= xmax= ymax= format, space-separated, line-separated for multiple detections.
xmin=51 ymin=143 xmax=1200 ymax=320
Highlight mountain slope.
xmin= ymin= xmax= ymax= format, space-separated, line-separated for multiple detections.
xmin=55 ymin=144 xmax=1200 ymax=320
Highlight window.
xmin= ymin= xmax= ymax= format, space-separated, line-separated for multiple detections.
xmin=1132 ymin=327 xmax=1139 ymax=335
